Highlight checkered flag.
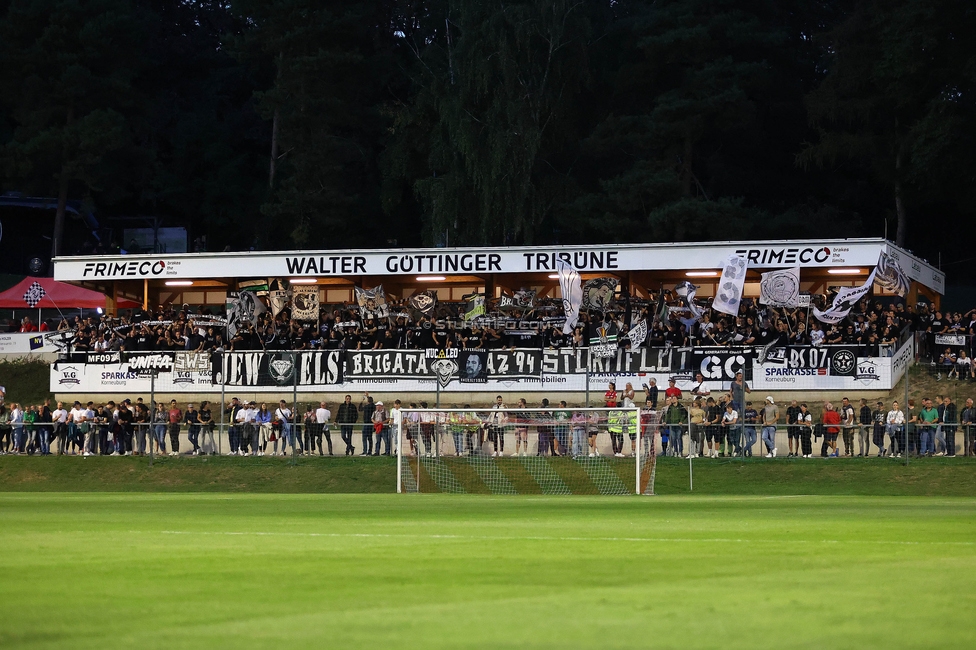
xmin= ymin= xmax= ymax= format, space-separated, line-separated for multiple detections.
xmin=23 ymin=281 xmax=46 ymax=308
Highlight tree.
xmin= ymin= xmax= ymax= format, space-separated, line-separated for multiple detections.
xmin=799 ymin=0 xmax=976 ymax=248
xmin=384 ymin=0 xmax=598 ymax=246
xmin=0 ymin=0 xmax=152 ymax=258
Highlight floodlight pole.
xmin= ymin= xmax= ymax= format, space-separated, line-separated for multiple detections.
xmin=688 ymin=409 xmax=693 ymax=492
xmin=396 ymin=411 xmax=402 ymax=494
xmin=149 ymin=372 xmax=155 ymax=467
xmin=219 ymin=351 xmax=225 ymax=456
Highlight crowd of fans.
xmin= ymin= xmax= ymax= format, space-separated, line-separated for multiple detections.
xmin=17 ymin=290 xmax=964 ymax=359
xmin=1 ymin=382 xmax=973 ymax=459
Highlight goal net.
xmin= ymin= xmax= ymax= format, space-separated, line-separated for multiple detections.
xmin=396 ymin=407 xmax=655 ymax=495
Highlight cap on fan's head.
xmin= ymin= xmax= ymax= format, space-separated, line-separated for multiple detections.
xmin=766 ymin=396 xmax=775 ymax=404
xmin=376 ymin=401 xmax=383 ymax=406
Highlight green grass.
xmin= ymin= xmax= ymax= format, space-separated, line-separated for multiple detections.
xmin=2 ymin=455 xmax=975 ymax=496
xmin=0 ymin=493 xmax=973 ymax=649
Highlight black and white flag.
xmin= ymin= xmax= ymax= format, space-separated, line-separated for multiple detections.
xmin=226 ymin=291 xmax=266 ymax=337
xmin=674 ymin=281 xmax=703 ymax=320
xmin=23 ymin=281 xmax=46 ymax=308
xmin=408 ymin=290 xmax=438 ymax=316
xmin=628 ymin=318 xmax=648 ymax=351
xmin=760 ymin=266 xmax=801 ymax=307
xmin=556 ymin=260 xmax=583 ymax=334
xmin=291 ymin=286 xmax=320 ymax=322
xmin=873 ymin=252 xmax=909 ymax=297
xmin=713 ymin=254 xmax=747 ymax=316
xmin=813 ymin=269 xmax=877 ymax=324
xmin=268 ymin=278 xmax=291 ymax=317
xmin=582 ymin=277 xmax=618 ymax=312
xmin=354 ymin=285 xmax=389 ymax=319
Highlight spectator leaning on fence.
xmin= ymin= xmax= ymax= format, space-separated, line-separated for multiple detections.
xmin=822 ymin=403 xmax=841 ymax=457
xmin=761 ymin=396 xmax=778 ymax=458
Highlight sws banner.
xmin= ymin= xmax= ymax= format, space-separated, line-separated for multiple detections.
xmin=214 ymin=351 xmax=343 ymax=386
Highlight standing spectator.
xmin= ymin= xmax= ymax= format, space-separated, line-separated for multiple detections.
xmin=721 ymin=402 xmax=739 ymax=457
xmin=704 ymin=397 xmax=721 ymax=458
xmin=797 ymin=403 xmax=813 ymax=458
xmin=10 ymin=403 xmax=24 ymax=453
xmin=918 ymin=398 xmax=939 ymax=456
xmin=68 ymin=401 xmax=87 ymax=454
xmin=728 ymin=371 xmax=751 ymax=411
xmin=185 ymin=403 xmax=201 ymax=455
xmin=51 ymin=402 xmax=67 ymax=455
xmin=513 ymin=398 xmax=530 ymax=457
xmin=336 ymin=394 xmax=358 ymax=456
xmin=359 ymin=394 xmax=376 ymax=456
xmin=372 ymin=401 xmax=389 ymax=456
xmin=0 ymin=403 xmax=10 ymax=454
xmin=664 ymin=378 xmax=682 ymax=401
xmin=117 ymin=402 xmax=134 ymax=456
xmin=688 ymin=399 xmax=705 ymax=459
xmin=689 ymin=372 xmax=711 ymax=400
xmin=839 ymin=397 xmax=856 ymax=457
xmin=571 ymin=409 xmax=588 ymax=458
xmin=786 ymin=400 xmax=801 ymax=458
xmin=153 ymin=402 xmax=168 ymax=454
xmin=643 ymin=379 xmax=658 ymax=409
xmin=886 ymin=401 xmax=905 ymax=458
xmin=315 ymin=401 xmax=333 ymax=456
xmin=935 ymin=394 xmax=947 ymax=455
xmin=255 ymin=403 xmax=271 ymax=456
xmin=167 ymin=400 xmax=183 ymax=456
xmin=199 ymin=401 xmax=215 ymax=455
xmin=941 ymin=396 xmax=958 ymax=457
xmin=388 ymin=400 xmax=402 ymax=457
xmin=822 ymin=402 xmax=841 ymax=457
xmin=301 ymin=405 xmax=315 ymax=455
xmin=605 ymin=382 xmax=618 ymax=407
xmin=761 ymin=396 xmax=779 ymax=458
xmin=858 ymin=398 xmax=873 ymax=457
xmin=961 ymin=398 xmax=975 ymax=457
xmin=662 ymin=396 xmax=687 ymax=457
xmin=742 ymin=401 xmax=759 ymax=457
xmin=872 ymin=401 xmax=887 ymax=457
xmin=225 ymin=398 xmax=243 ymax=455
xmin=274 ymin=400 xmax=294 ymax=456
xmin=906 ymin=399 xmax=919 ymax=455
xmin=487 ymin=395 xmax=507 ymax=457
xmin=554 ymin=402 xmax=571 ymax=456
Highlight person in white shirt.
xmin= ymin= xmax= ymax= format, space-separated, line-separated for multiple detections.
xmin=719 ymin=403 xmax=739 ymax=459
xmin=274 ymin=400 xmax=293 ymax=456
xmin=809 ymin=322 xmax=825 ymax=346
xmin=388 ymin=400 xmax=402 ymax=456
xmin=9 ymin=404 xmax=24 ymax=454
xmin=314 ymin=402 xmax=333 ymax=456
xmin=235 ymin=403 xmax=254 ymax=456
xmin=886 ymin=401 xmax=906 ymax=458
xmin=68 ymin=401 xmax=86 ymax=455
xmin=487 ymin=395 xmax=507 ymax=457
xmin=82 ymin=404 xmax=96 ymax=456
xmin=51 ymin=402 xmax=68 ymax=454
xmin=372 ymin=401 xmax=390 ymax=456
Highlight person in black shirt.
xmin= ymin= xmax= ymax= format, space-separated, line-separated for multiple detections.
xmin=857 ymin=398 xmax=873 ymax=457
xmin=185 ymin=404 xmax=201 ymax=455
xmin=117 ymin=403 xmax=134 ymax=456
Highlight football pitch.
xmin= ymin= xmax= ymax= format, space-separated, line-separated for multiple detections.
xmin=1 ymin=494 xmax=974 ymax=649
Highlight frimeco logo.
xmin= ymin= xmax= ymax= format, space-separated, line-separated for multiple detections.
xmin=734 ymin=247 xmax=831 ymax=265
xmin=82 ymin=260 xmax=166 ymax=278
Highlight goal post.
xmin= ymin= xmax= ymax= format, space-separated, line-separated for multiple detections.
xmin=396 ymin=406 xmax=654 ymax=495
